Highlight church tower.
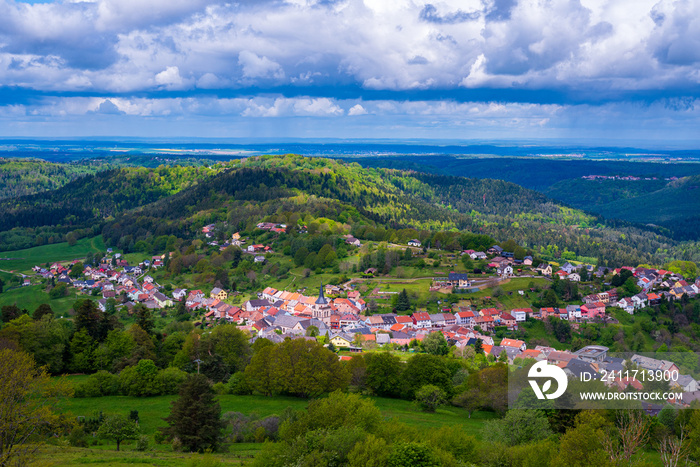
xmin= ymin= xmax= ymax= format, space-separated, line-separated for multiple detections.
xmin=313 ymin=283 xmax=332 ymax=325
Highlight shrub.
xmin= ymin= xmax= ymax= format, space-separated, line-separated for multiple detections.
xmin=68 ymin=427 xmax=89 ymax=448
xmin=74 ymin=371 xmax=120 ymax=398
xmin=135 ymin=435 xmax=150 ymax=451
xmin=118 ymin=360 xmax=161 ymax=396
xmin=226 ymin=372 xmax=252 ymax=395
xmin=156 ymin=367 xmax=188 ymax=395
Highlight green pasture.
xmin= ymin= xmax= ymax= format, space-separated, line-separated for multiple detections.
xmin=0 ymin=284 xmax=80 ymax=317
xmin=0 ymin=236 xmax=107 ymax=274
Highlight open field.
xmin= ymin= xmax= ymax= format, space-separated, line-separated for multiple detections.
xmin=30 ymin=445 xmax=261 ymax=466
xmin=0 ymin=236 xmax=106 ymax=274
xmin=59 ymin=393 xmax=494 ymax=437
xmin=0 ymin=284 xmax=79 ymax=316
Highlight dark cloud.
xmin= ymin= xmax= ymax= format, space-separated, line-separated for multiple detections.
xmin=407 ymin=56 xmax=429 ymax=65
xmin=419 ymin=4 xmax=479 ymax=24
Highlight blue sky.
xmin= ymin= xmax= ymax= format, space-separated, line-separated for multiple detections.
xmin=0 ymin=0 xmax=699 ymax=144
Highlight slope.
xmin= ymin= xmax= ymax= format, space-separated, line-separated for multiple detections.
xmin=98 ymin=155 xmax=670 ymax=266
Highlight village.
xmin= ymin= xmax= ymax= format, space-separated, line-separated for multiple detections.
xmin=21 ymin=225 xmax=700 ymax=412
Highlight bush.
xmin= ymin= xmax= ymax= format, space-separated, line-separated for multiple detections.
xmin=213 ymin=382 xmax=227 ymax=395
xmin=68 ymin=427 xmax=89 ymax=448
xmin=226 ymin=372 xmax=252 ymax=395
xmin=171 ymin=437 xmax=183 ymax=452
xmin=414 ymin=385 xmax=447 ymax=413
xmin=156 ymin=367 xmax=188 ymax=395
xmin=135 ymin=435 xmax=150 ymax=451
xmin=74 ymin=371 xmax=120 ymax=398
xmin=118 ymin=360 xmax=161 ymax=396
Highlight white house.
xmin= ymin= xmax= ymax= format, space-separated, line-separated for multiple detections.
xmin=408 ymin=239 xmax=421 ymax=247
xmin=513 ymin=310 xmax=527 ymax=322
xmin=568 ymin=273 xmax=581 ymax=282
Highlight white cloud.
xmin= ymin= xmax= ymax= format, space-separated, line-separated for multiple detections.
xmin=238 ymin=51 xmax=285 ymax=80
xmin=348 ymin=104 xmax=368 ymax=116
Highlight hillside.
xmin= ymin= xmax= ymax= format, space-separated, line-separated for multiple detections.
xmin=0 ymin=158 xmax=111 ymax=200
xmin=0 ymin=154 xmax=688 ymax=264
xmin=101 ymin=155 xmax=671 ymax=266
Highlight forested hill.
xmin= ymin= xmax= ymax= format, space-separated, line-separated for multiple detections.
xmin=0 ymin=158 xmax=110 ymax=200
xmin=0 ymin=154 xmax=685 ymax=265
xmin=101 ymin=155 xmax=671 ymax=266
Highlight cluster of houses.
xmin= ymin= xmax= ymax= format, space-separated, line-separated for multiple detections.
xmin=32 ymin=254 xmax=170 ymax=312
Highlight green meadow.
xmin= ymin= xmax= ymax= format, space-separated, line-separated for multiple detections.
xmin=0 ymin=236 xmax=107 ymax=274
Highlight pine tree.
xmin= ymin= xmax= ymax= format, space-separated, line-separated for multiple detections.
xmin=160 ymin=374 xmax=225 ymax=452
xmin=396 ymin=288 xmax=411 ymax=312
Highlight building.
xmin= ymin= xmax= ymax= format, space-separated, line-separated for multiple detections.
xmin=408 ymin=239 xmax=421 ymax=247
xmin=312 ymin=284 xmax=333 ymax=325
xmin=210 ymin=287 xmax=228 ymax=301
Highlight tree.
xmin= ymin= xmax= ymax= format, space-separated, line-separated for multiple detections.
xmin=474 ymin=338 xmax=484 ymax=355
xmin=32 ymin=304 xmax=53 ymax=321
xmin=422 ymin=331 xmax=449 ymax=356
xmin=483 ymin=409 xmax=553 ymax=446
xmin=160 ymin=374 xmax=225 ymax=452
xmin=0 ymin=348 xmax=69 ymax=465
xmin=364 ymin=352 xmax=403 ymax=398
xmin=415 ymin=384 xmax=447 ymax=412
xmin=1 ymin=305 xmax=22 ymax=323
xmin=396 ymin=289 xmax=411 ymax=312
xmin=69 ymin=262 xmax=84 ymax=278
xmin=69 ymin=328 xmax=96 ymax=373
xmin=403 ymin=354 xmax=452 ymax=399
xmin=134 ymin=304 xmax=155 ymax=335
xmin=74 ymin=299 xmax=115 ymax=341
xmin=96 ymin=414 xmax=139 ymax=451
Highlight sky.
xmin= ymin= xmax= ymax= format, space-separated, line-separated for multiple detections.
xmin=0 ymin=0 xmax=699 ymax=144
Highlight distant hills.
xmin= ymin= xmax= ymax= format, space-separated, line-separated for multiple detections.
xmin=0 ymin=154 xmax=691 ymax=266
xmin=343 ymin=155 xmax=700 ymax=241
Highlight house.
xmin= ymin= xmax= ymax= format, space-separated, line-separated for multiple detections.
xmin=566 ymin=305 xmax=581 ymax=320
xmin=498 ymin=313 xmax=517 ymax=329
xmin=536 ymin=264 xmax=552 ymax=276
xmin=412 ymin=312 xmax=432 ymax=328
xmin=455 ymin=310 xmax=475 ymax=326
xmin=574 ymin=345 xmax=608 ymax=363
xmin=512 ymin=309 xmax=528 ymax=322
xmin=153 ymin=292 xmax=172 ymax=308
xmin=497 ymin=265 xmax=514 ymax=277
xmin=470 ymin=251 xmax=487 ymax=260
xmin=616 ymin=297 xmax=635 ymax=314
xmin=487 ymin=245 xmax=504 ymax=255
xmin=246 ymin=299 xmax=272 ymax=312
xmin=330 ymin=332 xmax=355 ymax=348
xmin=210 ymin=287 xmax=228 ymax=301
xmin=408 ymin=239 xmax=421 ymax=247
xmin=172 ymin=288 xmax=187 ymax=301
xmin=500 ymin=338 xmax=526 ymax=351
xmin=429 ymin=313 xmax=446 ymax=327
xmin=254 ymin=255 xmax=266 ymax=263
xmin=345 ymin=237 xmax=362 ymax=247
xmin=447 ymin=272 xmax=471 ymax=288
xmin=568 ymin=273 xmax=581 ymax=282
xmin=671 ymin=375 xmax=698 ymax=393
xmin=631 ymin=355 xmax=679 ymax=373
xmin=523 ymin=256 xmax=533 ymax=266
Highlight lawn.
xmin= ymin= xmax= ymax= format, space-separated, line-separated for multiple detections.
xmin=0 ymin=236 xmax=107 ymax=274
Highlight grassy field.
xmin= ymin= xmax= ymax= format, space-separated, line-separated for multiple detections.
xmin=0 ymin=284 xmax=81 ymax=316
xmin=0 ymin=236 xmax=107 ymax=274
xmin=36 ymin=391 xmax=495 ymax=466
xmin=30 ymin=445 xmax=261 ymax=466
xmin=59 ymin=393 xmax=494 ymax=437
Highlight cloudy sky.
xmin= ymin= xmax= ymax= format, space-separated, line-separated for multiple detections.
xmin=0 ymin=0 xmax=699 ymax=143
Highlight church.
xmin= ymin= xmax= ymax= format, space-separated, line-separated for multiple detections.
xmin=312 ymin=284 xmax=333 ymax=325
